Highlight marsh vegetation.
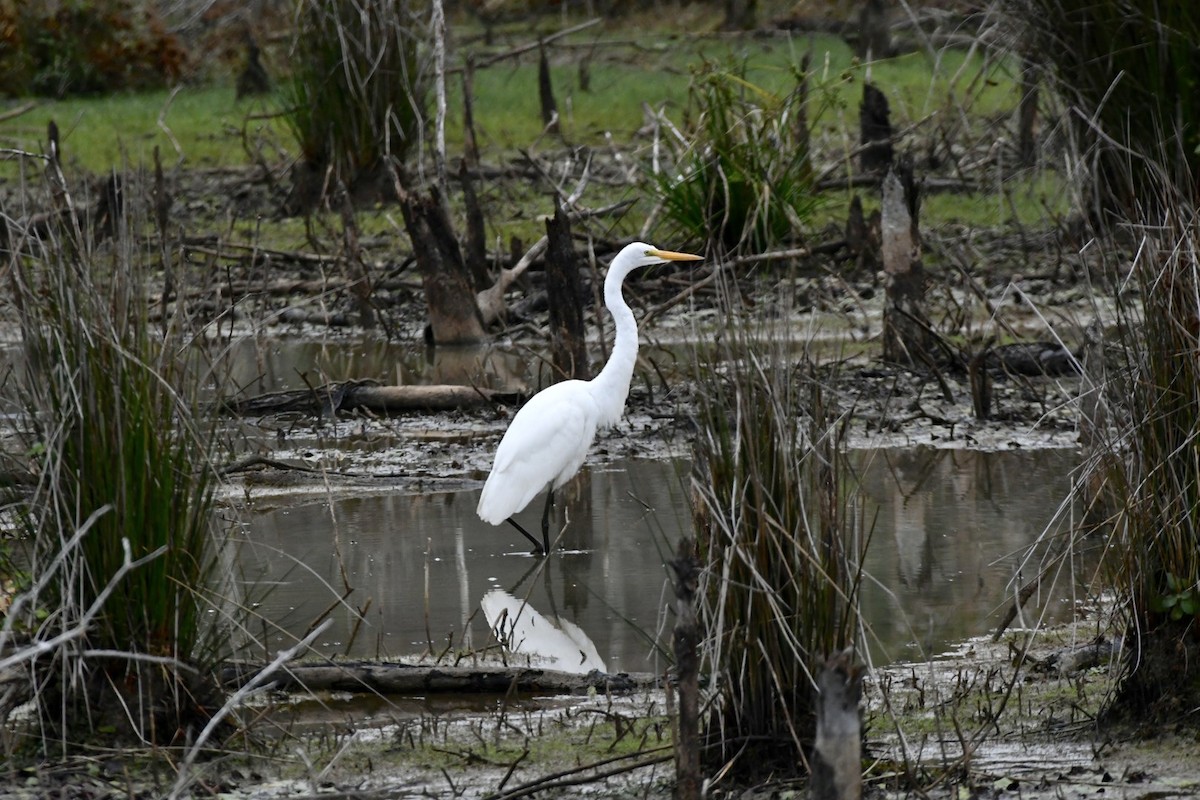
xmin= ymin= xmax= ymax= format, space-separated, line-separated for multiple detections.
xmin=1 ymin=0 xmax=1199 ymax=797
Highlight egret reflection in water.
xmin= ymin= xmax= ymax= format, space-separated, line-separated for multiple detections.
xmin=481 ymin=588 xmax=607 ymax=674
xmin=238 ymin=449 xmax=1089 ymax=668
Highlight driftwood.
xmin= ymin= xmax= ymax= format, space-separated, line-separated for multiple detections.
xmin=219 ymin=661 xmax=657 ymax=695
xmin=221 ymin=380 xmax=516 ymax=417
xmin=467 ymin=17 xmax=601 ymax=71
xmin=475 ymin=201 xmax=634 ymax=327
xmin=0 ymin=101 xmax=38 ymax=124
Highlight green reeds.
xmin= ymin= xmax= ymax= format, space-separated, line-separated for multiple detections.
xmin=1087 ymin=190 xmax=1200 ymax=715
xmin=1005 ymin=0 xmax=1200 ymax=718
xmin=689 ymin=309 xmax=862 ymax=776
xmin=281 ymin=0 xmax=428 ymax=207
xmin=655 ymin=60 xmax=819 ymax=254
xmin=3 ymin=170 xmax=226 ymax=751
xmin=1011 ymin=0 xmax=1200 ymax=218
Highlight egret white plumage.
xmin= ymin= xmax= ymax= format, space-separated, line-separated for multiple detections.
xmin=476 ymin=242 xmax=704 ymax=555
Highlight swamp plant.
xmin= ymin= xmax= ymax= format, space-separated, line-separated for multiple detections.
xmin=1 ymin=161 xmax=227 ymax=753
xmin=1006 ymin=0 xmax=1200 ymax=719
xmin=1010 ymin=0 xmax=1200 ymax=219
xmin=281 ymin=0 xmax=429 ymax=211
xmin=1088 ymin=191 xmax=1200 ymax=717
xmin=656 ymin=60 xmax=819 ymax=254
xmin=690 ymin=299 xmax=863 ymax=777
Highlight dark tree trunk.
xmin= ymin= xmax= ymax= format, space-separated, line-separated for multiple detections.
xmin=670 ymin=538 xmax=701 ymax=800
xmin=460 ymin=160 xmax=489 ymax=292
xmin=794 ymin=52 xmax=812 ymax=164
xmin=461 ymin=59 xmax=480 ymax=167
xmin=339 ymin=192 xmax=378 ymax=329
xmin=538 ymin=44 xmax=559 ymax=132
xmin=399 ymin=188 xmax=485 ymax=345
xmin=859 ymin=83 xmax=893 ymax=174
xmin=1017 ymin=56 xmax=1039 ymax=167
xmin=880 ymin=161 xmax=929 ymax=364
xmin=855 ymin=0 xmax=891 ymax=59
xmin=722 ymin=0 xmax=757 ymax=30
xmin=543 ymin=203 xmax=589 ymax=379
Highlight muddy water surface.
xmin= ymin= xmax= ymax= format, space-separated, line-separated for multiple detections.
xmin=234 ymin=447 xmax=1090 ymax=672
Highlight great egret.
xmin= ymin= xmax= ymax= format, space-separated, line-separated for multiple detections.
xmin=476 ymin=242 xmax=704 ymax=555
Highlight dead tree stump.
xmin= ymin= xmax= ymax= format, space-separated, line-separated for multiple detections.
xmin=460 ymin=161 xmax=489 ymax=291
xmin=399 ymin=188 xmax=485 ymax=345
xmin=856 ymin=0 xmax=892 ymax=59
xmin=859 ymin=83 xmax=893 ymax=174
xmin=544 ymin=203 xmax=589 ymax=379
xmin=538 ymin=43 xmax=559 ymax=132
xmin=669 ymin=538 xmax=702 ymax=800
xmin=811 ymin=650 xmax=863 ymax=800
xmin=880 ymin=162 xmax=930 ymax=364
xmin=845 ymin=195 xmax=880 ymax=274
xmin=1017 ymin=55 xmax=1039 ymax=168
xmin=722 ymin=0 xmax=757 ymax=30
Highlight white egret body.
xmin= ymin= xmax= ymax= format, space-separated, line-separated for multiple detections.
xmin=477 ymin=242 xmax=703 ymax=554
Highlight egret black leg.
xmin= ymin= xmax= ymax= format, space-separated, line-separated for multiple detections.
xmin=540 ymin=489 xmax=554 ymax=554
xmin=505 ymin=517 xmax=545 ymax=556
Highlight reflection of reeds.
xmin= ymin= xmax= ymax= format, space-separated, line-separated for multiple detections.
xmin=690 ymin=308 xmax=862 ymax=777
xmin=2 ymin=166 xmax=226 ymax=752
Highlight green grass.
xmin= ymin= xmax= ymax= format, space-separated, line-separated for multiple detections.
xmin=1 ymin=85 xmax=284 ymax=173
xmin=819 ymin=171 xmax=1071 ymax=231
xmin=1 ymin=30 xmax=1020 ymax=173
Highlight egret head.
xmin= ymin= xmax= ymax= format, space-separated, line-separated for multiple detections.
xmin=619 ymin=242 xmax=705 ymax=272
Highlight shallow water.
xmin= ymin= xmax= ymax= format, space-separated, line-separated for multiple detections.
xmin=232 ymin=447 xmax=1091 ymax=673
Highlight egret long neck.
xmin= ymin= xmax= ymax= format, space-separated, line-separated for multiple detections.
xmin=590 ymin=263 xmax=639 ymax=427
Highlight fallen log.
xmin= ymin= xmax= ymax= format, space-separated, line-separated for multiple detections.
xmin=221 ymin=380 xmax=521 ymax=417
xmin=219 ymin=660 xmax=659 ymax=696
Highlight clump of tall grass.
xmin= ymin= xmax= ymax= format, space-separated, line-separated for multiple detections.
xmin=689 ymin=301 xmax=863 ymax=777
xmin=1084 ymin=186 xmax=1200 ymax=717
xmin=1008 ymin=0 xmax=1200 ymax=219
xmin=1 ymin=168 xmax=227 ymax=752
xmin=655 ymin=60 xmax=819 ymax=254
xmin=281 ymin=0 xmax=429 ymax=211
xmin=1000 ymin=0 xmax=1200 ymax=720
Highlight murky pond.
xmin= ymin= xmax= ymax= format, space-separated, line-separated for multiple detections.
xmin=232 ymin=446 xmax=1093 ymax=672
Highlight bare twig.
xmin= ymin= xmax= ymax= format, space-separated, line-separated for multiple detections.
xmin=157 ymin=85 xmax=185 ymax=166
xmin=471 ymin=18 xmax=602 ymax=70
xmin=169 ymin=619 xmax=334 ymax=799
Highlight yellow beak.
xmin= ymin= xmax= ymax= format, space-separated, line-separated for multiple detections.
xmin=648 ymin=248 xmax=704 ymax=262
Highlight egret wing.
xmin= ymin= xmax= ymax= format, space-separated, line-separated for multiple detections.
xmin=478 ymin=382 xmax=598 ymax=522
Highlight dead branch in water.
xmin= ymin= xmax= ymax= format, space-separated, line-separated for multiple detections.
xmin=220 ymin=380 xmax=520 ymax=417
xmin=219 ymin=660 xmax=657 ymax=695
